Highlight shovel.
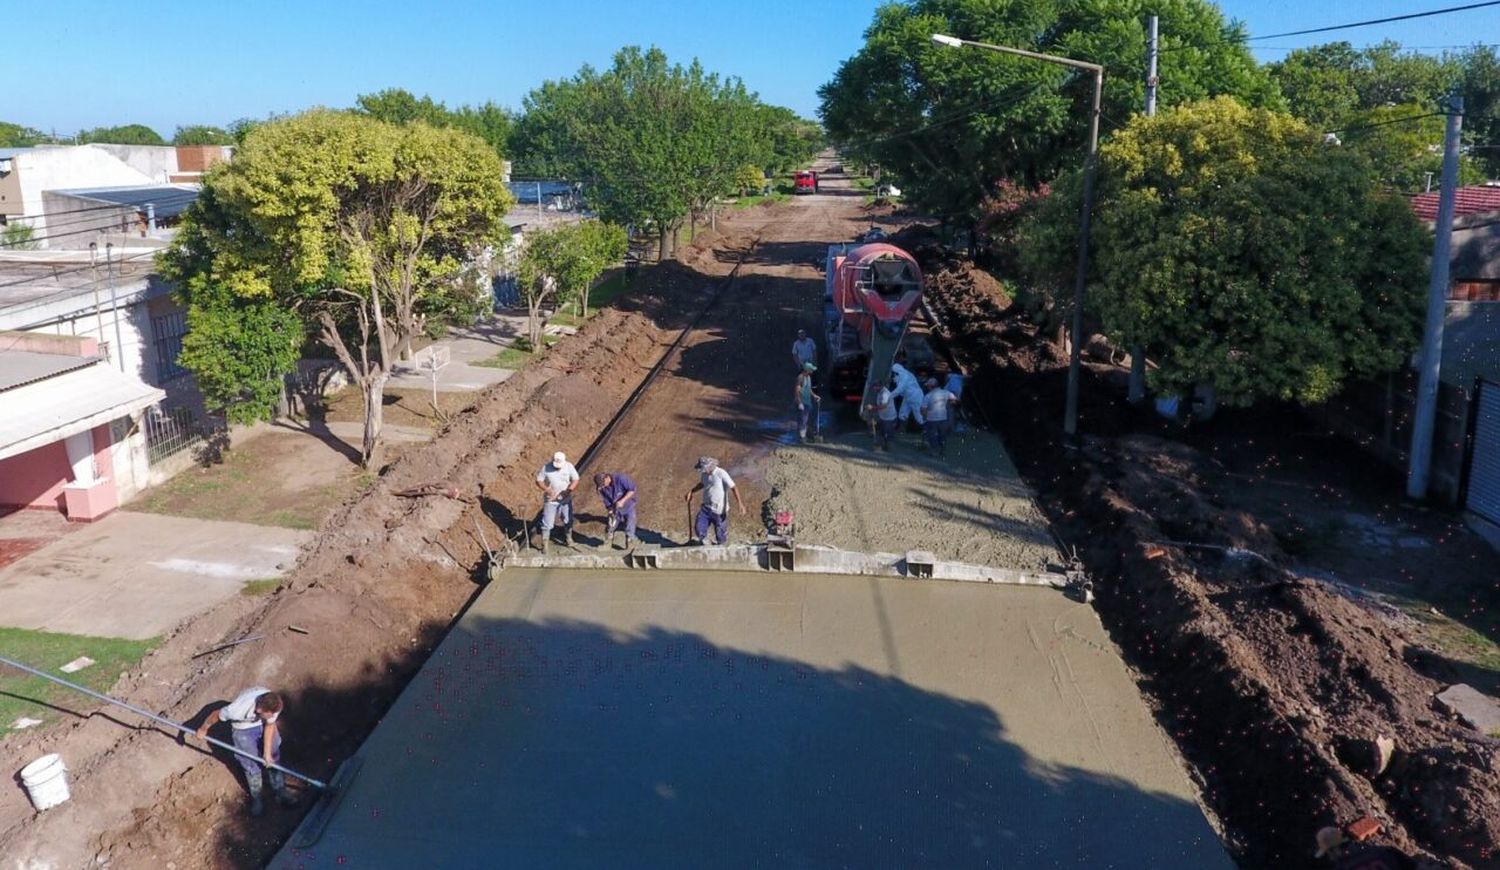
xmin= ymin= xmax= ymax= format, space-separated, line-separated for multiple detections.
xmin=810 ymin=395 xmax=824 ymax=443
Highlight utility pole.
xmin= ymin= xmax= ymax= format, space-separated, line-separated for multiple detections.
xmin=1127 ymin=14 xmax=1159 ymax=405
xmin=1063 ymin=68 xmax=1104 ymax=439
xmin=1407 ymin=95 xmax=1463 ymax=499
xmin=105 ymin=243 xmax=126 ymax=373
xmin=536 ymin=181 xmax=543 ymax=226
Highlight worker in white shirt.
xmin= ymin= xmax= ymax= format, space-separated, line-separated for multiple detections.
xmin=196 ymin=686 xmax=296 ymax=817
xmin=920 ymin=378 xmax=960 ymax=458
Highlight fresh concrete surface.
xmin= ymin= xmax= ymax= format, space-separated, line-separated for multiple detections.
xmin=0 ymin=512 xmax=310 ymax=640
xmin=277 ymin=568 xmax=1228 ymax=868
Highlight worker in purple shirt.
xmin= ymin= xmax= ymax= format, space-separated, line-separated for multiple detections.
xmin=593 ymin=471 xmax=639 ymax=549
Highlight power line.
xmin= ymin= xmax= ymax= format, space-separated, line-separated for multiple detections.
xmin=1325 ymin=111 xmax=1448 ymax=136
xmin=1247 ymin=1 xmax=1500 ymax=41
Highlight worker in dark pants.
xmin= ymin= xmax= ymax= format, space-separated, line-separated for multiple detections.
xmin=920 ymin=377 xmax=959 ymax=457
xmin=795 ymin=362 xmax=820 ymax=442
xmin=594 ymin=471 xmax=639 ymax=548
xmin=866 ymin=378 xmax=899 ymax=451
xmin=684 ymin=456 xmax=745 ymax=545
xmin=197 ymin=686 xmax=297 ymax=817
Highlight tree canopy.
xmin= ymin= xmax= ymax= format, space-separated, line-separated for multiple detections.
xmin=819 ymin=0 xmax=1280 ymax=224
xmin=161 ymin=110 xmax=514 ymax=466
xmin=516 ymin=219 xmax=628 ymax=346
xmin=511 ymin=46 xmax=777 ymax=256
xmin=76 ymin=124 xmax=165 ymax=145
xmin=1018 ymin=97 xmax=1429 ymax=406
xmin=354 ymin=88 xmax=514 ymax=158
xmin=0 ymin=122 xmax=50 ymax=147
xmin=173 ymin=125 xmax=235 ymax=146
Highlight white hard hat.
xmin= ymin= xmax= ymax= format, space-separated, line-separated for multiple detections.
xmin=553 ymin=451 xmax=567 ymax=464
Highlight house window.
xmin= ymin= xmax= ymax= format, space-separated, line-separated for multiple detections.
xmin=1451 ymin=281 xmax=1500 ymax=302
xmin=153 ymin=311 xmax=189 ymax=381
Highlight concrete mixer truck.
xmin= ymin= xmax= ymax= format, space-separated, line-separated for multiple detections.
xmin=822 ymin=241 xmax=925 ymax=420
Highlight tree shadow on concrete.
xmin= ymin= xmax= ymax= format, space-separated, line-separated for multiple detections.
xmin=237 ymin=614 xmax=1226 ymax=868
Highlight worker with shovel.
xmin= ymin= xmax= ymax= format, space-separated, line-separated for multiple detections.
xmin=795 ymin=362 xmax=821 ymax=442
xmin=866 ymin=377 xmax=899 ymax=452
xmin=684 ymin=456 xmax=744 ymax=545
xmin=196 ymin=687 xmax=297 ymax=817
xmin=593 ymin=471 xmax=639 ymax=549
xmin=534 ymin=451 xmax=580 ymax=554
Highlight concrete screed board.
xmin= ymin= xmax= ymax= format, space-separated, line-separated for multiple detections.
xmin=274 ymin=568 xmax=1228 ymax=868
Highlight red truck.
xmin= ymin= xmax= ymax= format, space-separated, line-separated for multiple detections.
xmin=793 ymin=170 xmax=819 ymax=195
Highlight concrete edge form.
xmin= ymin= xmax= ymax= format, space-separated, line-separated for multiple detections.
xmin=502 ymin=542 xmax=1068 ymax=587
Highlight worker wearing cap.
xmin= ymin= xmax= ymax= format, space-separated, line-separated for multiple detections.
xmin=890 ymin=362 xmax=925 ymax=429
xmin=791 ymin=328 xmax=817 ymax=372
xmin=795 ymin=361 xmax=820 ymax=442
xmin=866 ymin=377 xmax=899 ymax=451
xmin=593 ymin=471 xmax=638 ymax=549
xmin=684 ymin=456 xmax=744 ymax=545
xmin=196 ymin=687 xmax=296 ymax=817
xmin=920 ymin=377 xmax=960 ymax=457
xmin=535 ymin=451 xmax=580 ymax=553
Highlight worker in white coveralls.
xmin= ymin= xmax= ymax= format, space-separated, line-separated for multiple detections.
xmin=196 ymin=687 xmax=296 ymax=817
xmin=889 ymin=361 xmax=925 ymax=429
xmin=684 ymin=456 xmax=745 ymax=545
xmin=535 ymin=450 xmax=580 ymax=553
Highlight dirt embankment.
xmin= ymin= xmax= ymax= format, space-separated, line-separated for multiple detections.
xmin=0 ymin=235 xmax=744 ymax=868
xmin=916 ymin=241 xmax=1500 ymax=868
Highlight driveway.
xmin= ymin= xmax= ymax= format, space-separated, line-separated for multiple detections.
xmin=0 ymin=511 xmax=310 ymax=640
xmin=386 ymin=316 xmax=529 ymax=393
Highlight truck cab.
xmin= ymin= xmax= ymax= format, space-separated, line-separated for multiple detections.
xmin=793 ymin=170 xmax=819 ymax=195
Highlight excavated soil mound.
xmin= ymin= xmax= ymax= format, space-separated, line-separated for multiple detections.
xmin=920 ymin=249 xmax=1500 ymax=868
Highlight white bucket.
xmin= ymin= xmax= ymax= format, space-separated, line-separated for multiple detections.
xmin=19 ymin=753 xmax=70 ymax=811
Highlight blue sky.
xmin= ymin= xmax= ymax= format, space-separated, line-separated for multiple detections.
xmin=8 ymin=1 xmax=1500 ymax=136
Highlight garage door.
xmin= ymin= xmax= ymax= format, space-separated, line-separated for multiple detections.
xmin=1469 ymin=380 xmax=1500 ymax=525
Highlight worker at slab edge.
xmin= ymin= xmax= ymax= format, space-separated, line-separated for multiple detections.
xmin=684 ymin=456 xmax=744 ymax=545
xmin=594 ymin=470 xmax=639 ymax=549
xmin=535 ymin=450 xmax=580 ymax=554
xmin=795 ymin=361 xmax=821 ymax=442
xmin=196 ymin=687 xmax=297 ymax=817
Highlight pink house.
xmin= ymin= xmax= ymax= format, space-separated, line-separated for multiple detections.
xmin=0 ymin=332 xmax=164 ymax=521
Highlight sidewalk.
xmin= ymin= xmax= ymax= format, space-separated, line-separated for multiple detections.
xmin=387 ymin=315 xmax=528 ymax=393
xmin=0 ymin=511 xmax=310 ymax=640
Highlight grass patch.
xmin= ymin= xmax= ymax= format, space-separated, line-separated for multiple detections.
xmin=241 ymin=578 xmax=282 ymax=597
xmin=731 ymin=193 xmax=792 ymax=209
xmin=0 ymin=627 xmax=157 ymax=738
xmin=475 ymin=346 xmax=537 ymax=370
xmin=851 ymin=175 xmax=876 ymax=191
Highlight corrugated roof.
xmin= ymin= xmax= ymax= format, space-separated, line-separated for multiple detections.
xmin=0 ymin=361 xmax=164 ymax=460
xmin=0 ymin=350 xmax=100 ymax=392
xmin=1409 ymin=186 xmax=1500 ymax=222
xmin=50 ymin=185 xmax=200 ymax=220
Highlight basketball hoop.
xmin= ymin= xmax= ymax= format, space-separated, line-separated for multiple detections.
xmin=412 ymin=344 xmax=451 ymax=407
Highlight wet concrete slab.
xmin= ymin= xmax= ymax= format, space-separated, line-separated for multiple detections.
xmin=275 ymin=568 xmax=1229 ymax=868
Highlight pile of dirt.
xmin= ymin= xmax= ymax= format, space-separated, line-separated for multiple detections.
xmin=0 ymin=234 xmax=736 ymax=869
xmin=763 ymin=432 xmax=1054 ymax=571
xmin=922 ymin=252 xmax=1500 ymax=867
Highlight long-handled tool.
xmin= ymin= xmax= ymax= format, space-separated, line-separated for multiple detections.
xmin=810 ymin=395 xmax=824 ymax=443
xmin=0 ymin=654 xmax=361 ymax=847
xmin=686 ymin=500 xmax=696 ymax=545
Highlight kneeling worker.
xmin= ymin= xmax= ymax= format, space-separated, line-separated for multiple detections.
xmin=196 ymin=687 xmax=296 ymax=817
xmin=594 ymin=471 xmax=639 ymax=549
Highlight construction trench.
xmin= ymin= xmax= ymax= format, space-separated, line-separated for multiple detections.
xmin=7 ymin=178 xmax=1484 ymax=867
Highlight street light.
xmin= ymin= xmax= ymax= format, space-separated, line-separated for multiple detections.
xmin=930 ymin=33 xmax=1103 ymax=439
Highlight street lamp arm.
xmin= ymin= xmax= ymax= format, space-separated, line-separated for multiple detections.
xmin=929 ymin=33 xmax=1104 ymax=74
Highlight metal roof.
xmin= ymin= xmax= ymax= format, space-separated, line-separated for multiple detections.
xmin=0 ymin=359 xmax=164 ymax=460
xmin=0 ymin=350 xmax=101 ymax=392
xmin=50 ymin=185 xmax=200 ymax=220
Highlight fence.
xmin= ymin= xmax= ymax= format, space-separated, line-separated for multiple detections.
xmin=143 ymin=404 xmax=207 ymax=466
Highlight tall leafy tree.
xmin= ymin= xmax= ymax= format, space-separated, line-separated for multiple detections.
xmin=354 ymin=88 xmax=453 ymax=127
xmin=173 ymin=125 xmax=235 ymax=146
xmin=76 ymin=124 xmax=166 ymax=145
xmin=1018 ymin=97 xmax=1429 ymax=406
xmin=1456 ymin=45 xmax=1500 ymax=178
xmin=0 ymin=122 xmax=49 ymax=147
xmin=819 ymin=0 xmax=1280 ymax=225
xmin=161 ymin=110 xmax=514 ymax=467
xmin=516 ymin=219 xmax=628 ymax=346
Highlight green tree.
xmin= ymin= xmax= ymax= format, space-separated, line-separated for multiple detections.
xmin=516 ymin=219 xmax=628 ymax=346
xmin=1 ymin=222 xmax=39 ymax=250
xmin=513 ymin=46 xmax=786 ymax=257
xmin=819 ymin=0 xmax=1280 ymax=225
xmin=161 ymin=110 xmax=514 ymax=467
xmin=76 ymin=124 xmax=165 ymax=145
xmin=1018 ymin=97 xmax=1429 ymax=406
xmin=451 ymin=102 xmax=513 ymax=157
xmin=1338 ymin=102 xmax=1484 ymax=191
xmin=735 ymin=164 xmax=767 ymax=196
xmin=173 ymin=125 xmax=235 ymax=146
xmin=0 ymin=122 xmax=49 ymax=147
xmin=1456 ymin=45 xmax=1500 ymax=178
xmin=1268 ymin=41 xmax=1455 ymax=130
xmin=354 ymin=88 xmax=453 ymax=127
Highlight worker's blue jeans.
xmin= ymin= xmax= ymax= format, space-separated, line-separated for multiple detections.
xmin=875 ymin=417 xmax=897 ymax=449
xmin=539 ymin=497 xmax=573 ymax=533
xmin=608 ymin=502 xmax=638 ymax=537
xmin=924 ymin=418 xmax=951 ymax=453
xmin=231 ymin=725 xmax=284 ymax=797
xmin=694 ymin=504 xmax=729 ymax=544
